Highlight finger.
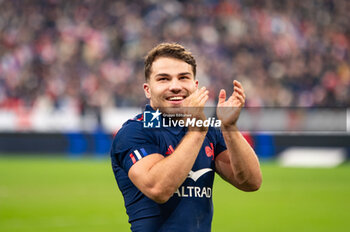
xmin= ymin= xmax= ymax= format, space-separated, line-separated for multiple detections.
xmin=195 ymin=86 xmax=206 ymax=95
xmin=236 ymin=93 xmax=245 ymax=106
xmin=193 ymin=87 xmax=206 ymax=99
xmin=218 ymin=89 xmax=226 ymax=104
xmin=197 ymin=90 xmax=209 ymax=105
xmin=233 ymin=85 xmax=245 ymax=99
xmin=233 ymin=80 xmax=244 ymax=90
xmin=196 ymin=88 xmax=208 ymax=99
xmin=200 ymin=89 xmax=209 ymax=98
xmin=229 ymin=93 xmax=244 ymax=105
xmin=234 ymin=86 xmax=245 ymax=99
xmin=233 ymin=80 xmax=243 ymax=88
xmin=199 ymin=94 xmax=209 ymax=106
xmin=187 ymin=88 xmax=207 ymax=107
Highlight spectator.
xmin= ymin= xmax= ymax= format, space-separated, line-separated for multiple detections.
xmin=0 ymin=0 xmax=349 ymax=117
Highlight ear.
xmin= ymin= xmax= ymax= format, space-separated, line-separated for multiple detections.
xmin=143 ymin=83 xmax=151 ymax=99
xmin=195 ymin=80 xmax=198 ymax=88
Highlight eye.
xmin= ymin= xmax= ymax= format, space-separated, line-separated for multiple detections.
xmin=158 ymin=77 xmax=169 ymax=81
xmin=179 ymin=76 xmax=189 ymax=80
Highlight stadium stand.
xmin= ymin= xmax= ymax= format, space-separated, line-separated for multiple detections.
xmin=1 ymin=0 xmax=349 ymax=118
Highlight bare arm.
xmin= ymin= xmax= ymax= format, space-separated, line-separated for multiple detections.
xmin=215 ymin=128 xmax=262 ymax=191
xmin=128 ymin=87 xmax=209 ymax=203
xmin=215 ymin=81 xmax=262 ymax=191
xmin=129 ymin=130 xmax=207 ymax=203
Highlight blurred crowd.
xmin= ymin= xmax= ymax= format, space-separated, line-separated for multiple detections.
xmin=1 ymin=0 xmax=349 ymax=117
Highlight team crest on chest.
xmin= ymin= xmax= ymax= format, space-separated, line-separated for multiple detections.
xmin=205 ymin=143 xmax=214 ymax=160
xmin=165 ymin=145 xmax=174 ymax=156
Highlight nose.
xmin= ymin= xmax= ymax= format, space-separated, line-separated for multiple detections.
xmin=169 ymin=79 xmax=182 ymax=93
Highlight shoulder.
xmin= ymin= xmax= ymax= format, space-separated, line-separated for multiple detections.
xmin=116 ymin=114 xmax=144 ymax=136
xmin=112 ymin=114 xmax=158 ymax=148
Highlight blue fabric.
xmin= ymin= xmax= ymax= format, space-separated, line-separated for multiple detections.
xmin=110 ymin=105 xmax=227 ymax=232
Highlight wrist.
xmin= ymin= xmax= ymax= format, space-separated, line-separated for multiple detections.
xmin=186 ymin=113 xmax=209 ymax=133
xmin=187 ymin=126 xmax=209 ymax=133
xmin=221 ymin=124 xmax=238 ymax=132
xmin=187 ymin=128 xmax=208 ymax=136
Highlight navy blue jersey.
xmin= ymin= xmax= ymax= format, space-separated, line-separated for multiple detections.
xmin=110 ymin=105 xmax=227 ymax=232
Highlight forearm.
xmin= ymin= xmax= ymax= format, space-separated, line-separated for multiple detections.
xmin=222 ymin=125 xmax=262 ymax=189
xmin=154 ymin=131 xmax=205 ymax=185
xmin=133 ymin=130 xmax=207 ymax=203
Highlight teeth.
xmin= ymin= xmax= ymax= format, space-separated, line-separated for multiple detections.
xmin=168 ymin=96 xmax=184 ymax=101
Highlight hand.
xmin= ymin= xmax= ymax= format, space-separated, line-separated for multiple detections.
xmin=183 ymin=87 xmax=209 ymax=131
xmin=216 ymin=80 xmax=245 ymax=128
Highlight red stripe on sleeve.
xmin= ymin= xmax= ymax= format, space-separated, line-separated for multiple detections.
xmin=130 ymin=153 xmax=137 ymax=164
xmin=169 ymin=145 xmax=174 ymax=153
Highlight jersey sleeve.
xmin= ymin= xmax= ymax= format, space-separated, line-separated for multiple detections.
xmin=111 ymin=122 xmax=161 ymax=173
xmin=214 ymin=128 xmax=227 ymax=158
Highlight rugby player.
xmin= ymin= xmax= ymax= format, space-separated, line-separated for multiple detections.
xmin=111 ymin=43 xmax=262 ymax=232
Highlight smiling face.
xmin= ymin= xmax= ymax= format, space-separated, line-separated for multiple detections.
xmin=143 ymin=57 xmax=198 ymax=111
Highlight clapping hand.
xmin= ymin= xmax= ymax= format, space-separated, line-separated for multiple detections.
xmin=216 ymin=80 xmax=245 ymax=128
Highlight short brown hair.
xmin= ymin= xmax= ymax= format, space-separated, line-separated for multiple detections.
xmin=144 ymin=43 xmax=197 ymax=81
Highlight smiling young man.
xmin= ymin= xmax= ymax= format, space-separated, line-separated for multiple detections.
xmin=110 ymin=43 xmax=262 ymax=232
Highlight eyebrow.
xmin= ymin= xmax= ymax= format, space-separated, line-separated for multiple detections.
xmin=155 ymin=72 xmax=192 ymax=77
xmin=178 ymin=72 xmax=192 ymax=76
xmin=155 ymin=73 xmax=170 ymax=77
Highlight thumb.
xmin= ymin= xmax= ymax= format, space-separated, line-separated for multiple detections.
xmin=218 ymin=89 xmax=226 ymax=104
